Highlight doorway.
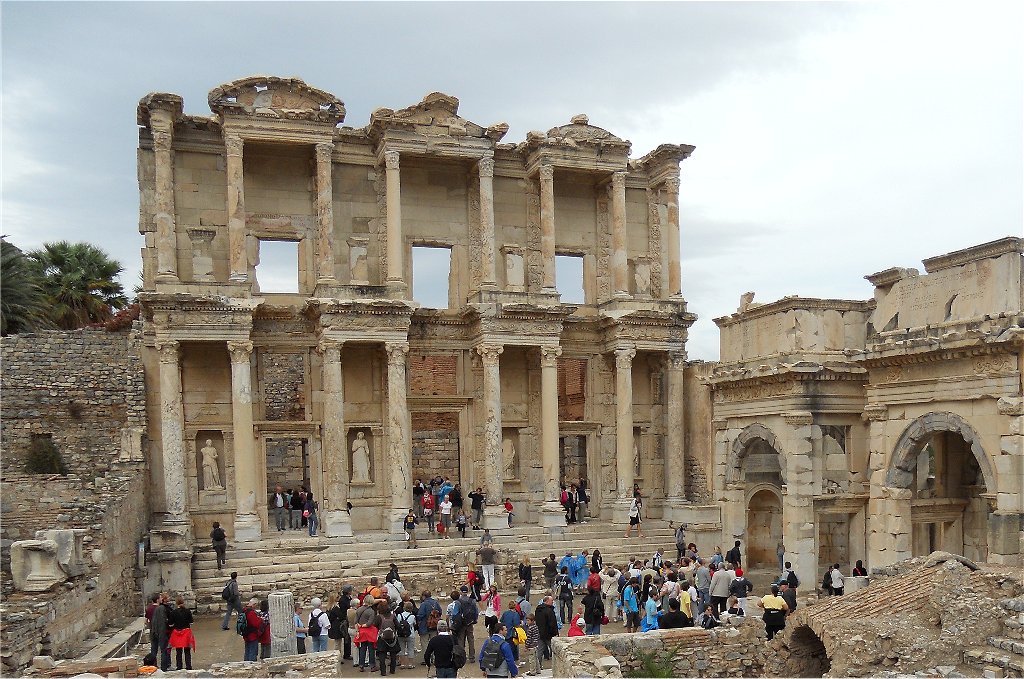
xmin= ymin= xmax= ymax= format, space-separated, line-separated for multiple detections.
xmin=747 ymin=488 xmax=783 ymax=568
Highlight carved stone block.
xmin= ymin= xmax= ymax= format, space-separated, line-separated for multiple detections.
xmin=35 ymin=528 xmax=89 ymax=577
xmin=10 ymin=539 xmax=65 ymax=592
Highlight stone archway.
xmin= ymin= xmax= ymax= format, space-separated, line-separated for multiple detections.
xmin=885 ymin=412 xmax=995 ymax=491
xmin=781 ymin=625 xmax=832 ymax=678
xmin=727 ymin=423 xmax=788 ymax=485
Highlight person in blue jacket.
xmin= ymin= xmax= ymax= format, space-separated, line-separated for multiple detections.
xmin=571 ymin=551 xmax=589 ymax=588
xmin=479 ymin=623 xmax=518 ymax=677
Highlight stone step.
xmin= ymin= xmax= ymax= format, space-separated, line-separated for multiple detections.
xmin=1004 ymin=619 xmax=1024 ymax=641
xmin=964 ymin=649 xmax=1024 ymax=676
xmin=988 ymin=637 xmax=1024 ymax=657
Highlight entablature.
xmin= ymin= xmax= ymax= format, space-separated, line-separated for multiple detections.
xmin=140 ymin=293 xmax=257 ymax=341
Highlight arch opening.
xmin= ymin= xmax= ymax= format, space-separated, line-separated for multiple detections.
xmin=783 ymin=625 xmax=832 ymax=678
xmin=747 ymin=487 xmax=783 ymax=568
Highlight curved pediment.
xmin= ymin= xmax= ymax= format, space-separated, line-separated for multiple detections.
xmin=368 ymin=92 xmax=508 ymax=142
xmin=208 ymin=75 xmax=345 ymax=124
xmin=543 ymin=114 xmax=630 ymax=149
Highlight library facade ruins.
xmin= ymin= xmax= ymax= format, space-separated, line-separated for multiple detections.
xmin=1 ymin=74 xmax=1022 ymax=672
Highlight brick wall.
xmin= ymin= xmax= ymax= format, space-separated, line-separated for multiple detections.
xmin=409 ymin=352 xmax=458 ymax=396
xmin=0 ymin=328 xmax=146 ymax=478
xmin=261 ymin=351 xmax=306 ymax=420
xmin=558 ymin=358 xmax=587 ymax=421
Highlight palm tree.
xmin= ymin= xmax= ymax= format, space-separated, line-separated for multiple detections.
xmin=27 ymin=241 xmax=129 ymax=329
xmin=1 ymin=236 xmax=51 ymax=335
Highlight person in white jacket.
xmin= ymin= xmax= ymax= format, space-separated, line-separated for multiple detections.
xmin=829 ymin=564 xmax=845 ymax=596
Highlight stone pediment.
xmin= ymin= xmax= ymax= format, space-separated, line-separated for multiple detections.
xmin=367 ymin=92 xmax=509 ymax=142
xmin=208 ymin=75 xmax=345 ymax=124
xmin=521 ymin=114 xmax=631 ymax=153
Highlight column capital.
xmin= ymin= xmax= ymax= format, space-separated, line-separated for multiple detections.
xmin=224 ymin=135 xmax=244 ymax=157
xmin=611 ymin=171 xmax=627 ymax=189
xmin=315 ymin=141 xmax=335 ymax=163
xmin=383 ymin=150 xmax=400 ymax=170
xmin=317 ymin=339 xmax=343 ymax=362
xmin=538 ymin=164 xmax=555 ymax=181
xmin=667 ymin=350 xmax=687 ymax=371
xmin=663 ymin=176 xmax=680 ymax=193
xmin=476 ymin=343 xmax=504 ymax=366
xmin=152 ymin=129 xmax=173 ymax=154
xmin=155 ymin=339 xmax=180 ymax=364
xmin=478 ymin=157 xmax=495 ymax=178
xmin=614 ymin=347 xmax=636 ymax=370
xmin=385 ymin=341 xmax=409 ymax=363
xmin=540 ymin=346 xmax=562 ymax=367
xmin=227 ymin=340 xmax=254 ymax=364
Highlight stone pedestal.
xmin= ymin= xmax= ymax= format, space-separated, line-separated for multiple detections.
xmin=233 ymin=514 xmax=263 ymax=543
xmin=269 ymin=590 xmax=297 ymax=657
xmin=482 ymin=506 xmax=510 ymax=531
xmin=611 ymin=498 xmax=638 ymax=525
xmin=10 ymin=540 xmax=64 ymax=592
xmin=844 ymin=576 xmax=870 ymax=594
xmin=323 ymin=509 xmax=353 ymax=537
xmin=539 ymin=501 xmax=567 ymax=530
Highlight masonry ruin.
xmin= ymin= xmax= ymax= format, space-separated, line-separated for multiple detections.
xmin=1 ymin=75 xmax=1022 ymax=674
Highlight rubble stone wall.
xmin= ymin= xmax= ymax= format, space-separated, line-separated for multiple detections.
xmin=0 ymin=328 xmax=146 ymax=478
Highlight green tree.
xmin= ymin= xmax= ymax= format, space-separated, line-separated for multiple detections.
xmin=27 ymin=241 xmax=128 ymax=329
xmin=1 ymin=236 xmax=51 ymax=335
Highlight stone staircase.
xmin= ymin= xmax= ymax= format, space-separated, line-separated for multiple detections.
xmin=192 ymin=520 xmax=679 ymax=612
xmin=964 ymin=597 xmax=1024 ymax=678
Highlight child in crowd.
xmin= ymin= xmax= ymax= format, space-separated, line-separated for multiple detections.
xmin=524 ymin=613 xmax=541 ymax=676
xmin=504 ymin=498 xmax=514 ymax=527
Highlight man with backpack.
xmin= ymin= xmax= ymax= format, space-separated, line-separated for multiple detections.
xmin=396 ymin=601 xmax=417 ymax=669
xmin=479 ymin=623 xmax=518 ymax=678
xmin=424 ymin=620 xmax=464 ymax=678
xmin=307 ymin=597 xmax=331 ymax=653
xmin=374 ymin=600 xmax=401 ymax=676
xmin=451 ymin=587 xmax=479 ymax=658
xmin=417 ymin=590 xmax=442 ymax=663
xmin=220 ymin=571 xmax=243 ymax=631
xmin=726 ymin=540 xmax=742 ymax=568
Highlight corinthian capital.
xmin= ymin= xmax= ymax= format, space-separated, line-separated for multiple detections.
xmin=315 ymin=142 xmax=335 ymax=164
xmin=385 ymin=341 xmax=409 ymax=364
xmin=317 ymin=339 xmax=343 ymax=363
xmin=667 ymin=350 xmax=687 ymax=371
xmin=383 ymin=150 xmax=400 ymax=170
xmin=477 ymin=157 xmax=495 ymax=178
xmin=538 ymin=164 xmax=555 ymax=182
xmin=540 ymin=346 xmax=562 ymax=368
xmin=611 ymin=171 xmax=627 ymax=190
xmin=476 ymin=344 xmax=504 ymax=366
xmin=614 ymin=347 xmax=636 ymax=370
xmin=226 ymin=340 xmax=254 ymax=364
xmin=663 ymin=177 xmax=680 ymax=194
xmin=224 ymin=135 xmax=244 ymax=157
xmin=152 ymin=130 xmax=172 ymax=154
xmin=155 ymin=340 xmax=180 ymax=365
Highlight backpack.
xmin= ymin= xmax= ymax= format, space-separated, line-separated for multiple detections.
xmin=236 ymin=612 xmax=250 ymax=636
xmin=426 ymin=608 xmax=441 ymax=630
xmin=212 ymin=527 xmax=226 ymax=541
xmin=396 ymin=612 xmax=413 ymax=638
xmin=308 ymin=610 xmax=323 ymax=638
xmin=221 ymin=582 xmax=232 ymax=601
xmin=787 ymin=570 xmax=800 ymax=589
xmin=560 ymin=489 xmax=568 ymax=505
xmin=481 ymin=638 xmax=505 ymax=671
xmin=379 ymin=616 xmax=397 ymax=643
xmin=514 ymin=599 xmax=524 ymax=620
xmin=451 ymin=644 xmax=467 ymax=669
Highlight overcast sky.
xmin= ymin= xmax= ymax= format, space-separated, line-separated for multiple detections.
xmin=3 ymin=2 xmax=1021 ymax=359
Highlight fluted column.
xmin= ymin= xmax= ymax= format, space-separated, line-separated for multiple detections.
xmin=228 ymin=340 xmax=260 ymax=541
xmin=664 ymin=351 xmax=687 ymax=502
xmin=384 ymin=151 xmax=405 ymax=291
xmin=314 ymin=142 xmax=337 ymax=286
xmin=151 ymin=110 xmax=179 ymax=283
xmin=225 ymin=135 xmax=248 ymax=282
xmin=610 ymin=171 xmax=628 ymax=297
xmin=319 ymin=340 xmax=352 ymax=536
xmin=665 ymin=177 xmax=681 ymax=297
xmin=385 ymin=341 xmax=411 ymax=529
xmin=539 ymin=164 xmax=557 ymax=291
xmin=615 ymin=348 xmax=636 ymax=503
xmin=539 ymin=346 xmax=566 ymax=528
xmin=156 ymin=340 xmax=186 ymax=520
xmin=477 ymin=344 xmax=506 ymax=527
xmin=478 ymin=156 xmax=497 ymax=289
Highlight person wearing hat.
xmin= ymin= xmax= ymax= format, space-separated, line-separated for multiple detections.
xmin=728 ymin=567 xmax=753 ymax=615
xmin=779 ymin=579 xmax=798 ymax=614
xmin=424 ymin=620 xmax=459 ymax=677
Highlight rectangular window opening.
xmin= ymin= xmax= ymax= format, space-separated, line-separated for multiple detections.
xmin=412 ymin=246 xmax=452 ymax=309
xmin=254 ymin=239 xmax=299 ymax=293
xmin=555 ymin=254 xmax=585 ymax=304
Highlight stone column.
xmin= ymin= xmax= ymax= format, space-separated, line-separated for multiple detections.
xmin=781 ymin=412 xmax=819 ymax=585
xmin=478 ymin=156 xmax=498 ymax=290
xmin=319 ymin=340 xmax=352 ymax=537
xmin=151 ymin=110 xmax=179 ymax=283
xmin=225 ymin=135 xmax=248 ymax=282
xmin=269 ymin=590 xmax=297 ymax=657
xmin=613 ymin=347 xmax=636 ymax=522
xmin=664 ymin=351 xmax=687 ymax=506
xmin=477 ymin=344 xmax=507 ymax=529
xmin=228 ymin=340 xmax=261 ymax=541
xmin=538 ymin=164 xmax=556 ymax=291
xmin=383 ymin=150 xmax=405 ymax=292
xmin=156 ymin=340 xmax=186 ymax=521
xmin=539 ymin=346 xmax=566 ymax=528
xmin=314 ymin=142 xmax=337 ymax=286
xmin=664 ymin=177 xmax=681 ymax=298
xmin=610 ymin=171 xmax=628 ymax=297
xmin=386 ymin=341 xmax=411 ymax=530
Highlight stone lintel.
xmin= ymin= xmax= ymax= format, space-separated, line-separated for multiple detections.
xmin=713 ymin=297 xmax=874 ymax=328
xmin=921 ymin=236 xmax=1023 ymax=274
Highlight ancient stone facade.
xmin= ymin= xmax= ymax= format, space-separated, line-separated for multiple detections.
xmin=709 ymin=237 xmax=1024 ymax=577
xmin=134 ymin=76 xmax=697 ymax=589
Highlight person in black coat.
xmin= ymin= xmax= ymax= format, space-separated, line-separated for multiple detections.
xmin=534 ymin=596 xmax=559 ymax=664
xmin=423 ymin=620 xmax=459 ymax=677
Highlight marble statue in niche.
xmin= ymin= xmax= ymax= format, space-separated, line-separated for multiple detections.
xmin=502 ymin=437 xmax=517 ymax=479
xmin=200 ymin=439 xmax=223 ymax=490
xmin=351 ymin=431 xmax=372 ymax=483
xmin=633 ymin=440 xmax=641 ymax=478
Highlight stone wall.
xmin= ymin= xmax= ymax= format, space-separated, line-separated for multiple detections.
xmin=260 ymin=351 xmax=306 ymax=420
xmin=0 ymin=328 xmax=146 ymax=478
xmin=411 ymin=412 xmax=460 ymax=483
xmin=0 ymin=468 xmax=149 ymax=675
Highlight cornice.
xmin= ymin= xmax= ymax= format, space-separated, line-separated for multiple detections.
xmin=921 ymin=236 xmax=1023 ymax=274
xmin=714 ymin=297 xmax=874 ymax=327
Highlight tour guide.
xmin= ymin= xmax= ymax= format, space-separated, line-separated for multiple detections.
xmin=478 ymin=623 xmax=518 ymax=677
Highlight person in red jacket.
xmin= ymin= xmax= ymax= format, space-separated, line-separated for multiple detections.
xmin=242 ymin=599 xmax=263 ymax=661
xmin=258 ymin=599 xmax=272 ymax=659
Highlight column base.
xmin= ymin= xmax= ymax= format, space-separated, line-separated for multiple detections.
xmin=661 ymin=496 xmax=687 ymax=524
xmin=323 ymin=509 xmax=353 ymax=538
xmin=233 ymin=514 xmax=262 ymax=543
xmin=228 ymin=273 xmax=249 ymax=283
xmin=150 ymin=517 xmax=191 ymax=551
xmin=482 ymin=507 xmax=510 ymax=530
xmin=610 ymin=498 xmax=638 ymax=525
xmin=154 ymin=272 xmax=180 ymax=285
xmin=539 ymin=501 xmax=567 ymax=530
